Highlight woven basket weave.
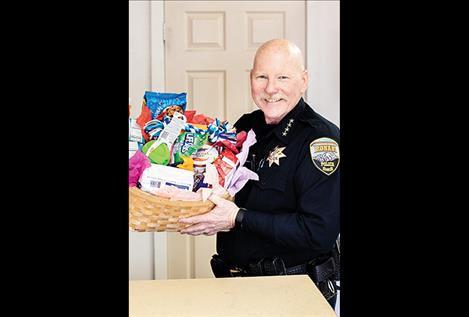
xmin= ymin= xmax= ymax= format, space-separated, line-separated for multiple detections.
xmin=129 ymin=186 xmax=233 ymax=232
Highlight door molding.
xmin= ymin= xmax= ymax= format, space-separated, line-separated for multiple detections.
xmin=150 ymin=0 xmax=168 ymax=280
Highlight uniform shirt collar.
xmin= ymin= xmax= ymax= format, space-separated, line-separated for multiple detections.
xmin=268 ymin=98 xmax=306 ymax=144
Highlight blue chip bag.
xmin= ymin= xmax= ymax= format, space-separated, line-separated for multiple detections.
xmin=144 ymin=91 xmax=187 ymax=120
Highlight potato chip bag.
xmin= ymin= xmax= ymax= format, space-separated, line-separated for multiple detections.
xmin=143 ymin=91 xmax=186 ymax=120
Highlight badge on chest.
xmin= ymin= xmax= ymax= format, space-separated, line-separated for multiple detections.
xmin=266 ymin=146 xmax=287 ymax=167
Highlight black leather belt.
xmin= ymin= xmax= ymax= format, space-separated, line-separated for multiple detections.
xmin=233 ymin=256 xmax=337 ymax=284
xmin=244 ymin=260 xmax=308 ymax=276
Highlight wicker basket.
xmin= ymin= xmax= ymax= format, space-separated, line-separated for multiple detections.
xmin=129 ymin=186 xmax=233 ymax=232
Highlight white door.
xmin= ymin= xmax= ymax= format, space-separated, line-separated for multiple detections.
xmin=164 ymin=0 xmax=306 ymax=279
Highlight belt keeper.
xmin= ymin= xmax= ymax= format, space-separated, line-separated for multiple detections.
xmin=272 ymin=258 xmax=287 ymax=275
xmin=309 ymin=257 xmax=336 ymax=283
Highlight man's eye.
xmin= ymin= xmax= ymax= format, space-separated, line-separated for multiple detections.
xmin=256 ymin=75 xmax=267 ymax=79
xmin=279 ymin=76 xmax=289 ymax=80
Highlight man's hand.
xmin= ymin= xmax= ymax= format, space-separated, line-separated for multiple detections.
xmin=179 ymin=195 xmax=239 ymax=236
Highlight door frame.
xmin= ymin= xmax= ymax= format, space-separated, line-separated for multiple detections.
xmin=150 ymin=0 xmax=168 ymax=280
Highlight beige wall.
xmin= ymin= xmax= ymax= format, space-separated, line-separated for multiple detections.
xmin=129 ymin=0 xmax=151 ymax=118
xmin=129 ymin=0 xmax=154 ymax=281
xmin=306 ymin=0 xmax=340 ymax=127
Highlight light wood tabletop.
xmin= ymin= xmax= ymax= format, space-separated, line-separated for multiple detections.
xmin=130 ymin=274 xmax=337 ymax=316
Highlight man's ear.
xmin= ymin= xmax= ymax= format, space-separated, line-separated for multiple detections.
xmin=301 ymin=70 xmax=309 ymax=93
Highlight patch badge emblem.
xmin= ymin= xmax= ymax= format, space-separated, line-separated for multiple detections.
xmin=310 ymin=137 xmax=340 ymax=175
xmin=267 ymin=146 xmax=287 ymax=167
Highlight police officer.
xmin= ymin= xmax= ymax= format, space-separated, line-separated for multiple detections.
xmin=180 ymin=39 xmax=340 ymax=309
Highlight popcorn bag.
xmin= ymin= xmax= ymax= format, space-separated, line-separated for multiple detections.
xmin=129 ymin=91 xmax=258 ymax=232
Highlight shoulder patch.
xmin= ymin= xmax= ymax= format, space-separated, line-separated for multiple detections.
xmin=310 ymin=137 xmax=340 ymax=175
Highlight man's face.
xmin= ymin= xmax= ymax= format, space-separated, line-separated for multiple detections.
xmin=250 ymin=49 xmax=308 ymax=124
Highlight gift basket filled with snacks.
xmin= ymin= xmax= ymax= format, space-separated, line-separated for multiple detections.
xmin=129 ymin=91 xmax=258 ymax=232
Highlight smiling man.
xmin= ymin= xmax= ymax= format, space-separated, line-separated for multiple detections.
xmin=180 ymin=39 xmax=341 ymax=309
xmin=250 ymin=39 xmax=308 ymax=125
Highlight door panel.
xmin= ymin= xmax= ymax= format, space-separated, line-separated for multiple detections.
xmin=186 ymin=70 xmax=226 ymax=119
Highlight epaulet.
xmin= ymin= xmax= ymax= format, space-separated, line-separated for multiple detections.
xmin=234 ymin=109 xmax=263 ymax=132
xmin=299 ymin=107 xmax=340 ymax=141
xmin=300 ymin=117 xmax=338 ymax=138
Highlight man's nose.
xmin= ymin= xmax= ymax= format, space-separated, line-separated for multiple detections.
xmin=265 ymin=79 xmax=278 ymax=94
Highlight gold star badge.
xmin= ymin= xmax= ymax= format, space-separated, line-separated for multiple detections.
xmin=267 ymin=146 xmax=287 ymax=167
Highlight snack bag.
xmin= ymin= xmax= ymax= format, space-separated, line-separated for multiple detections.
xmin=143 ymin=91 xmax=187 ymax=120
xmin=193 ymin=144 xmax=219 ymax=163
xmin=172 ymin=132 xmax=207 ymax=164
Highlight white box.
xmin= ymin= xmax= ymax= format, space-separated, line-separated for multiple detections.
xmin=139 ymin=164 xmax=194 ymax=192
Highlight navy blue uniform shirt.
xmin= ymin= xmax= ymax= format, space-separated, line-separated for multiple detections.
xmin=217 ymin=98 xmax=340 ymax=268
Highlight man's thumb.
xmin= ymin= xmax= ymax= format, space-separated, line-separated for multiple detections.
xmin=208 ymin=194 xmax=224 ymax=206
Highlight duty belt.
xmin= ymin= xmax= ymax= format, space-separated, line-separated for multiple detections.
xmin=245 ymin=258 xmax=308 ymax=276
xmin=230 ymin=256 xmax=337 ymax=284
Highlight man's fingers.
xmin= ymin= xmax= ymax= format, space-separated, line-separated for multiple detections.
xmin=180 ymin=223 xmax=211 ymax=235
xmin=179 ymin=214 xmax=208 ymax=224
xmin=180 ymin=223 xmax=203 ymax=234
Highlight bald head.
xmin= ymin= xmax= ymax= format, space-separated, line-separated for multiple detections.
xmin=253 ymin=39 xmax=305 ymax=72
xmin=250 ymin=39 xmax=308 ymax=124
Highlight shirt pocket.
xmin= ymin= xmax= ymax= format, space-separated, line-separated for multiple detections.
xmin=248 ymin=173 xmax=289 ymax=211
xmin=255 ymin=176 xmax=287 ymax=192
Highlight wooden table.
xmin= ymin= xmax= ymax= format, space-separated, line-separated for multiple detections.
xmin=129 ymin=275 xmax=336 ymax=316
